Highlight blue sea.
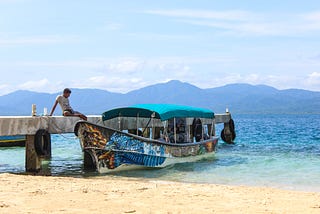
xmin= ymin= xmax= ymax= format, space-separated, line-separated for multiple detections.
xmin=1 ymin=114 xmax=319 ymax=192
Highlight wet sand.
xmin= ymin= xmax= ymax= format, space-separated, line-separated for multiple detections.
xmin=0 ymin=173 xmax=319 ymax=213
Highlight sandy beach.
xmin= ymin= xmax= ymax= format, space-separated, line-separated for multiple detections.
xmin=0 ymin=173 xmax=319 ymax=213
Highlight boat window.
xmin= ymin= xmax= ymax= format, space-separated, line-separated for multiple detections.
xmin=192 ymin=118 xmax=202 ymax=142
xmin=166 ymin=118 xmax=188 ymax=143
xmin=168 ymin=118 xmax=174 ymax=133
xmin=176 ymin=118 xmax=185 ymax=133
xmin=203 ymin=125 xmax=210 ymax=140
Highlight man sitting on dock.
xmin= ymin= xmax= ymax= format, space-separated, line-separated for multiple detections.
xmin=49 ymin=88 xmax=87 ymax=120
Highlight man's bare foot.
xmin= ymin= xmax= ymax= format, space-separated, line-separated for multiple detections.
xmin=80 ymin=114 xmax=87 ymax=121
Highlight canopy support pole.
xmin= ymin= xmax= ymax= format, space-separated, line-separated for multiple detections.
xmin=118 ymin=114 xmax=121 ymax=130
xmin=136 ymin=113 xmax=139 ymax=135
xmin=174 ymin=117 xmax=177 ymax=143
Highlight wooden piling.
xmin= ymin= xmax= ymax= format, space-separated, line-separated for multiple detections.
xmin=223 ymin=122 xmax=233 ymax=143
xmin=25 ymin=135 xmax=41 ymax=172
xmin=25 ymin=131 xmax=53 ymax=172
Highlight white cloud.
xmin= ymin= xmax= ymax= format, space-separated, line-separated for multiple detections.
xmin=189 ymin=72 xmax=320 ymax=92
xmin=0 ymin=84 xmax=12 ymax=96
xmin=61 ymin=57 xmax=200 ymax=93
xmin=1 ymin=70 xmax=320 ymax=96
xmin=145 ymin=9 xmax=320 ymax=37
xmin=1 ymin=55 xmax=319 ymax=95
xmin=305 ymin=72 xmax=320 ymax=90
xmin=16 ymin=78 xmax=65 ymax=94
xmin=19 ymin=79 xmax=49 ymax=89
xmin=71 ymin=75 xmax=146 ymax=93
xmin=105 ymin=58 xmax=145 ymax=74
xmin=3 ymin=57 xmax=145 ymax=72
xmin=301 ymin=11 xmax=320 ymax=21
xmin=88 ymin=76 xmax=108 ymax=84
xmin=157 ymin=63 xmax=190 ymax=74
xmin=309 ymin=71 xmax=320 ymax=78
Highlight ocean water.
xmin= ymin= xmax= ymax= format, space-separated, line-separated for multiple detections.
xmin=1 ymin=114 xmax=319 ymax=192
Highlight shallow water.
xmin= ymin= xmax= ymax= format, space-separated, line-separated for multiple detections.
xmin=1 ymin=114 xmax=319 ymax=192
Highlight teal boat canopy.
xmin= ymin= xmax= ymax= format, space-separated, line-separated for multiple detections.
xmin=102 ymin=104 xmax=214 ymax=121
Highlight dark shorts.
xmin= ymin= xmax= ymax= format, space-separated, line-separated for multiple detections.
xmin=63 ymin=109 xmax=74 ymax=115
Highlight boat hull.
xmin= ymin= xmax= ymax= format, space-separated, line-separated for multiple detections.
xmin=0 ymin=135 xmax=26 ymax=147
xmin=75 ymin=121 xmax=218 ymax=173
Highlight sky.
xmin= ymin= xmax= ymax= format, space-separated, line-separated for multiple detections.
xmin=0 ymin=0 xmax=320 ymax=95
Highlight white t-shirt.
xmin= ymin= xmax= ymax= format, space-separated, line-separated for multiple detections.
xmin=56 ymin=95 xmax=73 ymax=111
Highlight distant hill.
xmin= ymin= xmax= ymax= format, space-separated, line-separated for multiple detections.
xmin=0 ymin=80 xmax=319 ymax=115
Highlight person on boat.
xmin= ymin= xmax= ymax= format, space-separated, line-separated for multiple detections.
xmin=49 ymin=88 xmax=87 ymax=120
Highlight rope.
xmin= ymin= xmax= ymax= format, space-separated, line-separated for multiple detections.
xmin=58 ymin=133 xmax=78 ymax=139
xmin=39 ymin=116 xmax=103 ymax=140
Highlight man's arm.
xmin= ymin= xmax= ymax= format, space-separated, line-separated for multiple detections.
xmin=49 ymin=100 xmax=58 ymax=116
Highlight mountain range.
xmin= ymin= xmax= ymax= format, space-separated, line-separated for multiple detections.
xmin=0 ymin=80 xmax=319 ymax=116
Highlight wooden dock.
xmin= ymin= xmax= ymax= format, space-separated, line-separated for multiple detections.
xmin=0 ymin=114 xmax=232 ymax=173
xmin=0 ymin=115 xmax=102 ymax=172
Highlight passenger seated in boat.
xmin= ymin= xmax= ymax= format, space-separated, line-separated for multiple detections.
xmin=166 ymin=118 xmax=187 ymax=143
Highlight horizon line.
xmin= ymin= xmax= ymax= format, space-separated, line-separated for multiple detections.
xmin=1 ymin=80 xmax=319 ymax=96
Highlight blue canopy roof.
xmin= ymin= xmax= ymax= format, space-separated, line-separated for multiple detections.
xmin=102 ymin=104 xmax=214 ymax=121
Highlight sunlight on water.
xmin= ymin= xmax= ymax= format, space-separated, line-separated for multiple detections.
xmin=1 ymin=114 xmax=319 ymax=192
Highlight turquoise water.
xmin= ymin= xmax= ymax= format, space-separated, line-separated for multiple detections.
xmin=1 ymin=114 xmax=319 ymax=192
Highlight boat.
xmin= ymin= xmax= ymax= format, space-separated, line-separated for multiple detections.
xmin=0 ymin=135 xmax=26 ymax=147
xmin=74 ymin=104 xmax=220 ymax=173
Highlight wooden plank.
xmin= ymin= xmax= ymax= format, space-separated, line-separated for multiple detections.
xmin=215 ymin=114 xmax=231 ymax=124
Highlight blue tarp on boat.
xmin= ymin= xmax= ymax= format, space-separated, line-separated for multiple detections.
xmin=102 ymin=104 xmax=214 ymax=121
